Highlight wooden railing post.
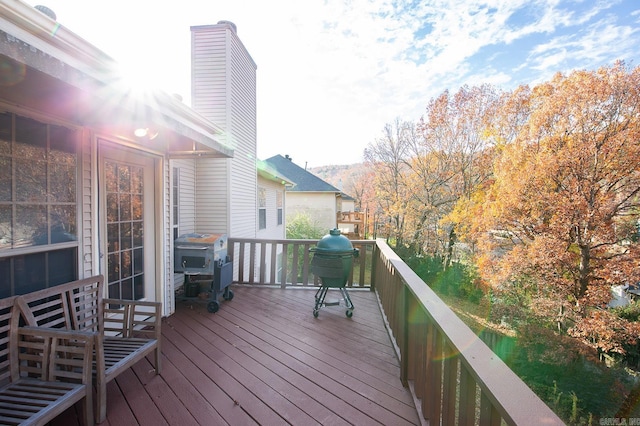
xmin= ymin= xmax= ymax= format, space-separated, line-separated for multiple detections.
xmin=400 ymin=284 xmax=409 ymax=387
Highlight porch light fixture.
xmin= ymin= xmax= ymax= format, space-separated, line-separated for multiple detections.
xmin=134 ymin=127 xmax=159 ymax=140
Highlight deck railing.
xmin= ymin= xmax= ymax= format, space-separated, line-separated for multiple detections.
xmin=228 ymin=237 xmax=565 ymax=425
xmin=228 ymin=237 xmax=375 ymax=288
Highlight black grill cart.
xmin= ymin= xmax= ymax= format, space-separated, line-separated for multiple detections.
xmin=174 ymin=233 xmax=233 ymax=313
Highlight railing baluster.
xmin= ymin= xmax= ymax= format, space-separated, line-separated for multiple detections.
xmin=442 ymin=348 xmax=458 ymax=425
xmin=269 ymin=243 xmax=277 ymax=285
xmin=458 ymin=367 xmax=476 ymax=426
xmin=280 ymin=243 xmax=289 ymax=288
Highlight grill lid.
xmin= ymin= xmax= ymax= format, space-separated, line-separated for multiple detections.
xmin=311 ymin=228 xmax=358 ymax=256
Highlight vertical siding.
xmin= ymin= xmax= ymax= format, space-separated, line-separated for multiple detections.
xmin=194 ymin=157 xmax=229 ymax=233
xmin=170 ymin=159 xmax=197 ymax=302
xmin=191 ymin=23 xmax=257 ymax=240
xmin=81 ymin=129 xmax=94 ymax=278
xmin=162 ymin=158 xmax=173 ymax=315
xmin=173 ymin=159 xmax=197 ymax=234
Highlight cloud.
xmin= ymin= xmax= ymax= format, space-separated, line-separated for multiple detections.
xmin=25 ymin=0 xmax=640 ymax=166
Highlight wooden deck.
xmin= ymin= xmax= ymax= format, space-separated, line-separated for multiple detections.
xmin=52 ymin=286 xmax=419 ymax=425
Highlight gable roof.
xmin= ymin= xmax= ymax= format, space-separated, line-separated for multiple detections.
xmin=264 ymin=155 xmax=341 ymax=193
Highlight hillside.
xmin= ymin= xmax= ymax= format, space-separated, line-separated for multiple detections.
xmin=308 ymin=163 xmax=366 ymax=195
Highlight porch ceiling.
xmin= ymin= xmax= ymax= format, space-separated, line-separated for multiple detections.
xmin=0 ymin=2 xmax=233 ymax=158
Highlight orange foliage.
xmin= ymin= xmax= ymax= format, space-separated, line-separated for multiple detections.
xmin=461 ymin=62 xmax=640 ymax=304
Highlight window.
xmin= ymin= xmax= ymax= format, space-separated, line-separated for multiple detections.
xmin=276 ymin=191 xmax=283 ymax=226
xmin=258 ymin=187 xmax=266 ymax=230
xmin=172 ymin=167 xmax=180 ymax=241
xmin=0 ymin=113 xmax=79 ymax=295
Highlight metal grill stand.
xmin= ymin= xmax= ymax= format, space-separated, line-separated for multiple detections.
xmin=174 ymin=233 xmax=234 ymax=313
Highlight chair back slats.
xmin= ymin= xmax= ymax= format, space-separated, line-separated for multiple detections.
xmin=0 ymin=296 xmax=17 ymax=386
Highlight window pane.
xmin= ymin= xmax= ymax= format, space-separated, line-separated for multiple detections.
xmin=108 ymin=281 xmax=121 ymax=299
xmin=48 ymin=248 xmax=77 ymax=286
xmin=50 ymin=162 xmax=76 ymax=202
xmin=108 ymin=253 xmax=119 ymax=282
xmin=258 ymin=187 xmax=266 ymax=207
xmin=15 ymin=116 xmax=46 ymax=159
xmin=132 ymin=222 xmax=143 ymax=247
xmin=0 ymin=258 xmax=10 ymax=298
xmin=120 ymin=193 xmax=131 ymax=221
xmin=121 ymin=277 xmax=133 ymax=300
xmin=0 ymin=206 xmax=11 ymax=250
xmin=120 ymin=223 xmax=132 ymax=250
xmin=132 ymin=194 xmax=143 ymax=220
xmin=0 ymin=156 xmax=11 ymax=201
xmin=106 ymin=193 xmax=118 ymax=222
xmin=14 ymin=252 xmax=46 ymax=294
xmin=259 ymin=209 xmax=266 ymax=230
xmin=15 ymin=159 xmax=46 ymax=202
xmin=118 ymin=164 xmax=131 ymax=193
xmin=121 ymin=250 xmax=132 ymax=278
xmin=134 ymin=275 xmax=144 ymax=300
xmin=51 ymin=205 xmax=76 ymax=243
xmin=107 ymin=223 xmax=119 ymax=252
xmin=106 ymin=162 xmax=117 ymax=192
xmin=49 ymin=125 xmax=75 ymax=155
xmin=0 ymin=113 xmax=11 ymax=154
xmin=133 ymin=247 xmax=143 ymax=274
xmin=16 ymin=205 xmax=47 ymax=247
xmin=131 ymin=167 xmax=143 ymax=194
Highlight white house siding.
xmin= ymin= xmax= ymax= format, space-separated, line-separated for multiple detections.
xmin=194 ymin=157 xmax=229 ymax=233
xmin=257 ymin=178 xmax=286 ymax=240
xmin=287 ymin=192 xmax=338 ymax=233
xmin=170 ymin=158 xmax=197 ymax=305
xmin=256 ymin=178 xmax=286 ymax=283
xmin=162 ymin=158 xmax=173 ymax=315
xmin=191 ymin=22 xmax=258 ymax=240
xmin=81 ymin=129 xmax=95 ymax=278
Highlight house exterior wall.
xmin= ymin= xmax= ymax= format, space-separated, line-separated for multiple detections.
xmin=191 ymin=22 xmax=257 ymax=239
xmin=257 ymin=177 xmax=286 ymax=240
xmin=256 ymin=176 xmax=286 ymax=282
xmin=0 ymin=3 xmax=235 ymax=317
xmin=286 ymin=192 xmax=338 ymax=233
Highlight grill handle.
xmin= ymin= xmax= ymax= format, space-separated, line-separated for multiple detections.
xmin=176 ymin=246 xmax=209 ymax=250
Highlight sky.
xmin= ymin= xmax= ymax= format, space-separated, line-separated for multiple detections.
xmin=23 ymin=0 xmax=640 ymax=168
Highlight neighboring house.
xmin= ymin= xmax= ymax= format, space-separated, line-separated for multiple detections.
xmin=0 ymin=3 xmax=234 ymax=316
xmin=264 ymin=154 xmax=342 ymax=233
xmin=337 ymin=193 xmax=364 ymax=238
xmin=256 ymin=161 xmax=293 ymax=240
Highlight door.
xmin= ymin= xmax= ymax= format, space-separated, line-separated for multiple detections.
xmin=99 ymin=141 xmax=158 ymax=302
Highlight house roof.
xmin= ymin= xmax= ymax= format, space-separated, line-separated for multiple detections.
xmin=0 ymin=1 xmax=233 ymax=158
xmin=264 ymin=155 xmax=341 ymax=193
xmin=256 ymin=159 xmax=294 ymax=185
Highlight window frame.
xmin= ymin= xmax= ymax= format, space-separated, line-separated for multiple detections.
xmin=258 ymin=187 xmax=266 ymax=230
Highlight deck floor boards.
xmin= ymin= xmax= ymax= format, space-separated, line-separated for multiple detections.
xmin=50 ymin=286 xmax=419 ymax=425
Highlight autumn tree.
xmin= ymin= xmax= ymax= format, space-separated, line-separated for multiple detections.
xmin=364 ymin=118 xmax=412 ymax=245
xmin=457 ymin=62 xmax=640 ymax=353
xmin=407 ymin=85 xmax=498 ymax=264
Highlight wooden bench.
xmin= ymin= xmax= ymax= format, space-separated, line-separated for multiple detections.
xmin=16 ymin=275 xmax=162 ymax=423
xmin=0 ymin=295 xmax=95 ymax=425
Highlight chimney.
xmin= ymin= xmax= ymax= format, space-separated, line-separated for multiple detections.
xmin=34 ymin=5 xmax=56 ymax=20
